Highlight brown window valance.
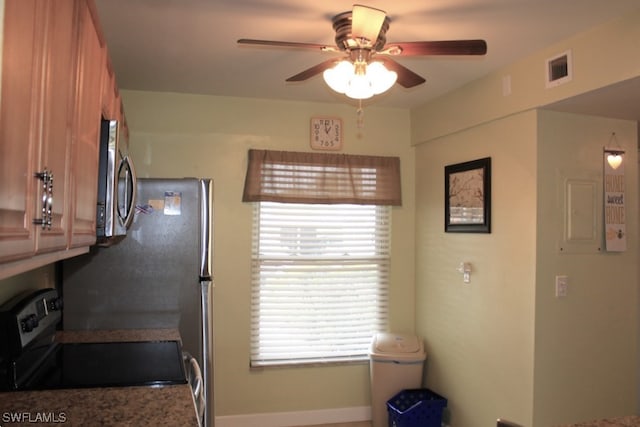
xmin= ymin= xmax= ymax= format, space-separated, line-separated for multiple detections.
xmin=242 ymin=149 xmax=402 ymax=206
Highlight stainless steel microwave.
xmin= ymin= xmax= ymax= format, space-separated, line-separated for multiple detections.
xmin=96 ymin=119 xmax=137 ymax=245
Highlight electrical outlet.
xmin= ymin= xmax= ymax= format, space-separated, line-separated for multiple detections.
xmin=555 ymin=275 xmax=568 ymax=297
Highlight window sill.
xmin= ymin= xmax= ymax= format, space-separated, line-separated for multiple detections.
xmin=250 ymin=357 xmax=369 ymax=370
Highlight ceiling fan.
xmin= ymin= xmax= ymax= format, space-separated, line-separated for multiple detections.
xmin=238 ymin=4 xmax=487 ymax=99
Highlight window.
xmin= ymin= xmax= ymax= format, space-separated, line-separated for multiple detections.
xmin=251 ymin=202 xmax=390 ymax=366
xmin=242 ymin=149 xmax=401 ymax=367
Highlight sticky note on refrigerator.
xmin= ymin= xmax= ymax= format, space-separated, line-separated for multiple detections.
xmin=146 ymin=200 xmax=164 ymax=212
xmin=163 ymin=191 xmax=182 ymax=215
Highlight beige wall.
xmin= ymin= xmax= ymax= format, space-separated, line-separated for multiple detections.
xmin=411 ymin=9 xmax=640 ymax=145
xmin=534 ymin=110 xmax=638 ymax=426
xmin=412 ymin=8 xmax=640 ymax=427
xmin=121 ymin=91 xmax=416 ymax=416
xmin=415 ymin=110 xmax=538 ymax=426
xmin=0 ymin=266 xmax=54 ymax=303
xmin=415 ymin=108 xmax=638 ymax=427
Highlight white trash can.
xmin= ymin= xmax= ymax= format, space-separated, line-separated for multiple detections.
xmin=369 ymin=333 xmax=426 ymax=427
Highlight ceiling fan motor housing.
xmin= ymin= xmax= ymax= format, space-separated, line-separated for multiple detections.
xmin=331 ymin=11 xmax=390 ymax=52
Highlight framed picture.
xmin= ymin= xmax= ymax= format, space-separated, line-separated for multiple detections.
xmin=445 ymin=157 xmax=491 ymax=233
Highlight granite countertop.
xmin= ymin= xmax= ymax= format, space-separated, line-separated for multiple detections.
xmin=555 ymin=416 xmax=640 ymax=427
xmin=0 ymin=385 xmax=198 ymax=426
xmin=55 ymin=328 xmax=182 ymax=343
xmin=0 ymin=329 xmax=199 ymax=426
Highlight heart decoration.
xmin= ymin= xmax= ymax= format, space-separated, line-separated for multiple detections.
xmin=607 ymin=153 xmax=623 ymax=170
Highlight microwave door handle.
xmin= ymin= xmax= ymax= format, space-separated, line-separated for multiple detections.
xmin=122 ymin=155 xmax=137 ymax=229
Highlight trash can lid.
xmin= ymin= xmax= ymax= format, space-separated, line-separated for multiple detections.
xmin=369 ymin=333 xmax=426 ymax=361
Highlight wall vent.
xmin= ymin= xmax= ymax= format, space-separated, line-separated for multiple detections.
xmin=545 ymin=50 xmax=572 ymax=88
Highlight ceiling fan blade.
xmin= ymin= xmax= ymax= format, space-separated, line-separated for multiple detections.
xmin=238 ymin=38 xmax=332 ymax=52
xmin=352 ymin=4 xmax=386 ymax=45
xmin=386 ymin=40 xmax=487 ymax=56
xmin=378 ymin=58 xmax=426 ymax=88
xmin=286 ymin=58 xmax=340 ymax=82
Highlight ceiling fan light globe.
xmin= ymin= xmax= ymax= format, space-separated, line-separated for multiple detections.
xmin=346 ymin=73 xmax=374 ymax=99
xmin=367 ymin=62 xmax=397 ymax=94
xmin=323 ymin=60 xmax=353 ymax=94
xmin=323 ymin=69 xmax=345 ymax=93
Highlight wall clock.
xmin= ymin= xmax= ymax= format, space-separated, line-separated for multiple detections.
xmin=310 ymin=117 xmax=342 ymax=151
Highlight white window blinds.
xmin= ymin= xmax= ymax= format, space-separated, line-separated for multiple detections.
xmin=244 ymin=149 xmax=398 ymax=367
xmin=251 ymin=202 xmax=390 ymax=367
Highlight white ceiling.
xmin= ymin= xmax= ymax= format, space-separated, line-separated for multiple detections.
xmin=95 ymin=0 xmax=640 ymax=117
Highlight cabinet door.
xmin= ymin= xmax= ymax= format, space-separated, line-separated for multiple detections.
xmin=35 ymin=0 xmax=78 ymax=253
xmin=69 ymin=0 xmax=104 ymax=248
xmin=101 ymin=57 xmax=118 ymax=119
xmin=0 ymin=0 xmax=42 ymax=262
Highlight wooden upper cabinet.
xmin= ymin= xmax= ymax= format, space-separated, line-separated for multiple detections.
xmin=0 ymin=0 xmax=81 ymax=263
xmin=0 ymin=0 xmax=117 ymax=277
xmin=36 ymin=0 xmax=79 ymax=254
xmin=68 ymin=0 xmax=105 ymax=248
xmin=0 ymin=0 xmax=45 ymax=262
xmin=101 ymin=57 xmax=119 ymax=120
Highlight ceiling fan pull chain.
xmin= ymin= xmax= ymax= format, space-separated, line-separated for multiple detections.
xmin=357 ymin=100 xmax=364 ymax=129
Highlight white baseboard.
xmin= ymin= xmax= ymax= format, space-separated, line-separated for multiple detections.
xmin=215 ymin=406 xmax=371 ymax=427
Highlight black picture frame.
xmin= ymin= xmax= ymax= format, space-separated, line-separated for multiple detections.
xmin=445 ymin=157 xmax=491 ymax=233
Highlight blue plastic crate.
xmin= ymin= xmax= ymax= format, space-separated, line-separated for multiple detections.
xmin=386 ymin=388 xmax=447 ymax=427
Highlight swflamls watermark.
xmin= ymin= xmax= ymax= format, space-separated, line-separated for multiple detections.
xmin=1 ymin=412 xmax=67 ymax=424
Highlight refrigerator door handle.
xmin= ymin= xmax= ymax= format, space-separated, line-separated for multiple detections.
xmin=183 ymin=351 xmax=205 ymax=426
xmin=200 ymin=279 xmax=213 ymax=427
xmin=199 ymin=179 xmax=213 ymax=280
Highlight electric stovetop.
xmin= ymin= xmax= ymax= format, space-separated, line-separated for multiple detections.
xmin=32 ymin=340 xmax=187 ymax=390
xmin=0 ymin=288 xmax=187 ymax=391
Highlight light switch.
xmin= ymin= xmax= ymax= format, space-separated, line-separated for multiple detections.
xmin=555 ymin=275 xmax=568 ymax=297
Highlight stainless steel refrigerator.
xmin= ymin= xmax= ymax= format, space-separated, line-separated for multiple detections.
xmin=61 ymin=178 xmax=214 ymax=427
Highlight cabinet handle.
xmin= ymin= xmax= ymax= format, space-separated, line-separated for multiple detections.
xmin=33 ymin=169 xmax=53 ymax=230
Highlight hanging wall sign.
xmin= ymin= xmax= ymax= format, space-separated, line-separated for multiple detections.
xmin=603 ymin=148 xmax=626 ymax=252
